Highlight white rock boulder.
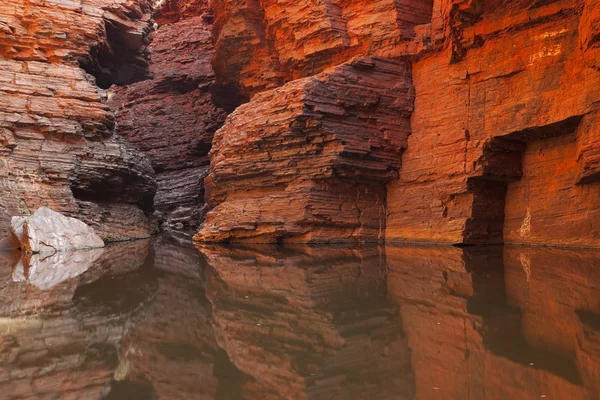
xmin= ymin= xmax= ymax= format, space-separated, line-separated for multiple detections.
xmin=8 ymin=207 xmax=105 ymax=254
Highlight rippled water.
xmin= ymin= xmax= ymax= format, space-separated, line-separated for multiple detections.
xmin=1 ymin=236 xmax=600 ymax=399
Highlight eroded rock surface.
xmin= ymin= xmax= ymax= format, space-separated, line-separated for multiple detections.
xmin=0 ymin=0 xmax=157 ymax=242
xmin=386 ymin=0 xmax=600 ymax=246
xmin=109 ymin=1 xmax=227 ymax=231
xmin=196 ymin=0 xmax=600 ymax=246
xmin=196 ymin=57 xmax=413 ymax=244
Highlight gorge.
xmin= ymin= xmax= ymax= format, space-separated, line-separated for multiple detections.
xmin=2 ymin=0 xmax=600 ymax=398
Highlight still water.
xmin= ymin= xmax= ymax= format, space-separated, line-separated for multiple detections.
xmin=1 ymin=236 xmax=599 ymax=399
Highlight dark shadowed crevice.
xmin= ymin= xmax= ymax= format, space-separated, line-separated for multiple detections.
xmin=80 ymin=19 xmax=152 ymax=89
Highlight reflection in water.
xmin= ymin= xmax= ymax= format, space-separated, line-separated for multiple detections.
xmin=0 ymin=240 xmax=600 ymax=399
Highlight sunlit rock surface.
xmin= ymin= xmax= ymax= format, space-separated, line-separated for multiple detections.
xmin=386 ymin=0 xmax=600 ymax=246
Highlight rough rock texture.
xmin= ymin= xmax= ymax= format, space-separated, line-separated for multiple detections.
xmin=10 ymin=207 xmax=104 ymax=254
xmin=199 ymin=244 xmax=415 ymax=399
xmin=197 ymin=0 xmax=600 ymax=246
xmin=386 ymin=0 xmax=600 ymax=246
xmin=109 ymin=1 xmax=227 ymax=231
xmin=211 ymin=0 xmax=433 ymax=98
xmin=196 ymin=57 xmax=413 ymax=243
xmin=0 ymin=0 xmax=157 ymax=242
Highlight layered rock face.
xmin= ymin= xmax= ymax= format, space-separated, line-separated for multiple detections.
xmin=109 ymin=0 xmax=228 ymax=230
xmin=196 ymin=58 xmax=413 ymax=243
xmin=211 ymin=0 xmax=433 ymax=98
xmin=197 ymin=0 xmax=600 ymax=246
xmin=386 ymin=0 xmax=600 ymax=245
xmin=0 ymin=0 xmax=157 ymax=241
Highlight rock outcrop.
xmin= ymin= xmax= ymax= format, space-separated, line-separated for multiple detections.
xmin=109 ymin=0 xmax=227 ymax=231
xmin=196 ymin=0 xmax=600 ymax=246
xmin=0 ymin=0 xmax=157 ymax=242
xmin=196 ymin=58 xmax=413 ymax=243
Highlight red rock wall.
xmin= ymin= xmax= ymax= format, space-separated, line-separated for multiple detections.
xmin=109 ymin=2 xmax=227 ymax=231
xmin=196 ymin=57 xmax=413 ymax=243
xmin=211 ymin=0 xmax=433 ymax=98
xmin=196 ymin=0 xmax=600 ymax=246
xmin=0 ymin=0 xmax=157 ymax=241
xmin=386 ymin=0 xmax=600 ymax=246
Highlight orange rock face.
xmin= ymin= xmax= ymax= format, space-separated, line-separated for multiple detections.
xmin=386 ymin=0 xmax=600 ymax=246
xmin=0 ymin=0 xmax=157 ymax=241
xmin=196 ymin=58 xmax=413 ymax=243
xmin=198 ymin=0 xmax=600 ymax=246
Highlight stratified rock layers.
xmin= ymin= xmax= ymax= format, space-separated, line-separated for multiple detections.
xmin=199 ymin=0 xmax=600 ymax=246
xmin=196 ymin=58 xmax=413 ymax=243
xmin=0 ymin=0 xmax=157 ymax=241
xmin=386 ymin=0 xmax=600 ymax=246
xmin=109 ymin=3 xmax=227 ymax=230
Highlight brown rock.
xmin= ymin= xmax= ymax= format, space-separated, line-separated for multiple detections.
xmin=196 ymin=57 xmax=413 ymax=244
xmin=0 ymin=0 xmax=158 ymax=242
xmin=109 ymin=8 xmax=227 ymax=231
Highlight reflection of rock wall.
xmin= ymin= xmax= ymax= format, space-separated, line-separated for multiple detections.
xmin=504 ymin=247 xmax=600 ymax=393
xmin=114 ymin=236 xmax=228 ymax=399
xmin=386 ymin=245 xmax=600 ymax=399
xmin=0 ymin=0 xmax=157 ymax=241
xmin=200 ymin=245 xmax=415 ymax=400
xmin=0 ymin=240 xmax=154 ymax=399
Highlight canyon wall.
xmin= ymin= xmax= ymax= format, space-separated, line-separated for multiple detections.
xmin=197 ymin=0 xmax=600 ymax=246
xmin=109 ymin=0 xmax=228 ymax=231
xmin=0 ymin=0 xmax=158 ymax=241
xmin=3 ymin=0 xmax=599 ymax=246
xmin=386 ymin=0 xmax=600 ymax=246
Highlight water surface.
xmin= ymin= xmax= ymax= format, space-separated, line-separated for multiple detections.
xmin=1 ymin=237 xmax=599 ymax=399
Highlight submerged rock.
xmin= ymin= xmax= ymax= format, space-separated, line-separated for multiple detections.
xmin=8 ymin=207 xmax=105 ymax=254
